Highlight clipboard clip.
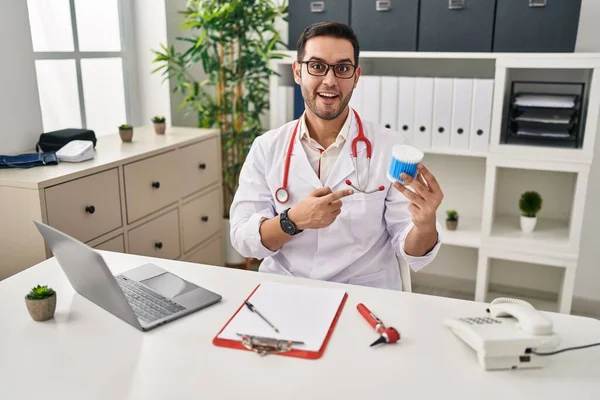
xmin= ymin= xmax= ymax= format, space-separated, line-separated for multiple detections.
xmin=237 ymin=333 xmax=304 ymax=357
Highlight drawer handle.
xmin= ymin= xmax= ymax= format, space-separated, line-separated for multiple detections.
xmin=529 ymin=0 xmax=546 ymax=7
xmin=155 ymin=241 xmax=163 ymax=250
xmin=376 ymin=0 xmax=392 ymax=12
xmin=310 ymin=1 xmax=325 ymax=13
xmin=85 ymin=205 xmax=96 ymax=214
xmin=198 ymin=163 xmax=207 ymax=170
xmin=201 ymin=216 xmax=209 ymax=222
xmin=458 ymin=128 xmax=464 ymax=134
xmin=448 ymin=0 xmax=465 ymax=10
xmin=151 ymin=181 xmax=160 ymax=189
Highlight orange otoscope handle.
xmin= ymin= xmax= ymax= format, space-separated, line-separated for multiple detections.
xmin=357 ymin=303 xmax=384 ymax=334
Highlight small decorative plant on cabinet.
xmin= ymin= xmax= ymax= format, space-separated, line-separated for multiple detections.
xmin=25 ymin=285 xmax=57 ymax=321
xmin=119 ymin=124 xmax=133 ymax=142
xmin=446 ymin=210 xmax=459 ymax=231
xmin=519 ymin=191 xmax=542 ymax=233
xmin=152 ymin=115 xmax=166 ymax=135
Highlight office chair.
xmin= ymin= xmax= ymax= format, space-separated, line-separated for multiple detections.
xmin=397 ymin=256 xmax=412 ymax=293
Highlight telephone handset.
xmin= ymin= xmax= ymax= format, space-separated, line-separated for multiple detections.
xmin=444 ymin=297 xmax=560 ymax=370
xmin=487 ymin=297 xmax=554 ymax=335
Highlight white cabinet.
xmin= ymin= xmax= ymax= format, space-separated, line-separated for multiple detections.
xmin=268 ymin=51 xmax=600 ymax=314
xmin=0 ymin=126 xmax=224 ymax=280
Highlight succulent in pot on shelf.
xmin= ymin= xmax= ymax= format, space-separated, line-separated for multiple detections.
xmin=118 ymin=124 xmax=134 ymax=142
xmin=445 ymin=209 xmax=459 ymax=231
xmin=519 ymin=191 xmax=542 ymax=233
xmin=152 ymin=115 xmax=167 ymax=135
xmin=25 ymin=285 xmax=57 ymax=321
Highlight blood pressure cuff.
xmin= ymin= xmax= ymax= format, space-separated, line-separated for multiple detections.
xmin=0 ymin=152 xmax=59 ymax=169
xmin=36 ymin=128 xmax=97 ymax=152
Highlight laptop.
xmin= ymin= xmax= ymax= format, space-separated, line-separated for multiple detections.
xmin=34 ymin=221 xmax=222 ymax=331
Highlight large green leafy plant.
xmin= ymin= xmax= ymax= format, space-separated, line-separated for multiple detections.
xmin=153 ymin=0 xmax=288 ymax=217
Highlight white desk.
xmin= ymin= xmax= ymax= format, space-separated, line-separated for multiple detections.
xmin=1 ymin=252 xmax=599 ymax=400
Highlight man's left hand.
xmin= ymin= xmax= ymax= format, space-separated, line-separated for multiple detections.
xmin=393 ymin=163 xmax=443 ymax=228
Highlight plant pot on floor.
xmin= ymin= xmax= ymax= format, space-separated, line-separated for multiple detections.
xmin=25 ymin=292 xmax=57 ymax=321
xmin=520 ymin=215 xmax=537 ymax=234
xmin=223 ymin=218 xmax=246 ymax=267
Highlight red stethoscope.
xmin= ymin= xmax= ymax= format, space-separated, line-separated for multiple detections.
xmin=275 ymin=109 xmax=385 ymax=204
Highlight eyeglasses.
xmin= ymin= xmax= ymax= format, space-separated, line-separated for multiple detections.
xmin=299 ymin=60 xmax=357 ymax=79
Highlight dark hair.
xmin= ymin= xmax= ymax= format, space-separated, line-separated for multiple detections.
xmin=296 ymin=21 xmax=360 ymax=65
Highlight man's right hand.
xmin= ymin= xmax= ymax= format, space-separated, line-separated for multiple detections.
xmin=287 ymin=187 xmax=354 ymax=230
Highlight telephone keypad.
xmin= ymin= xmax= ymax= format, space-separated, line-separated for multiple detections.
xmin=460 ymin=317 xmax=501 ymax=325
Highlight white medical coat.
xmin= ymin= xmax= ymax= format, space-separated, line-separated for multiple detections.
xmin=229 ymin=111 xmax=442 ymax=290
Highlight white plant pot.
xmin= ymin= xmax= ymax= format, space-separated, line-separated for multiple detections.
xmin=520 ymin=215 xmax=537 ymax=234
xmin=223 ymin=218 xmax=245 ymax=265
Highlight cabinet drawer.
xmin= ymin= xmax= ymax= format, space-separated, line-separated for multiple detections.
xmin=418 ymin=0 xmax=496 ymax=52
xmin=184 ymin=235 xmax=223 ymax=266
xmin=128 ymin=209 xmax=180 ymax=260
xmin=94 ymin=234 xmax=125 ymax=253
xmin=179 ymin=137 xmax=220 ymax=198
xmin=288 ymin=0 xmax=350 ymax=50
xmin=494 ymin=0 xmax=582 ymax=52
xmin=124 ymin=150 xmax=180 ymax=223
xmin=351 ymin=0 xmax=418 ymax=51
xmin=45 ymin=168 xmax=122 ymax=243
xmin=181 ymin=189 xmax=222 ymax=253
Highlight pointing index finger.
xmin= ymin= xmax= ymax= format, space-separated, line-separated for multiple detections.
xmin=323 ymin=189 xmax=354 ymax=203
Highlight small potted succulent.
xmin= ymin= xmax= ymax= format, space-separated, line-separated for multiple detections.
xmin=25 ymin=285 xmax=57 ymax=321
xmin=119 ymin=124 xmax=133 ymax=142
xmin=446 ymin=209 xmax=459 ymax=231
xmin=152 ymin=115 xmax=166 ymax=135
xmin=519 ymin=191 xmax=542 ymax=233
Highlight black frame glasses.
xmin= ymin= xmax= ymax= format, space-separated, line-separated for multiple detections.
xmin=299 ymin=60 xmax=357 ymax=79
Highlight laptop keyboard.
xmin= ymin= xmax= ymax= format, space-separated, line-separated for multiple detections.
xmin=116 ymin=276 xmax=186 ymax=323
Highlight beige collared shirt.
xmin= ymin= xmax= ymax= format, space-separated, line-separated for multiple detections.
xmin=299 ymin=111 xmax=352 ymax=184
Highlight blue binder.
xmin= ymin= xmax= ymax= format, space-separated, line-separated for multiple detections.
xmin=293 ymin=84 xmax=305 ymax=119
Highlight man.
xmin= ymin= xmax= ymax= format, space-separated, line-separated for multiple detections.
xmin=229 ymin=22 xmax=443 ymax=290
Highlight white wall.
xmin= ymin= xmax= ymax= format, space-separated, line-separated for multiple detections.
xmin=132 ymin=0 xmax=171 ymax=125
xmin=165 ymin=0 xmax=205 ymax=128
xmin=0 ymin=0 xmax=43 ymax=154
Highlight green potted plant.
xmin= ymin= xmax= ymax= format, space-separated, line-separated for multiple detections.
xmin=25 ymin=285 xmax=56 ymax=321
xmin=446 ymin=210 xmax=459 ymax=231
xmin=152 ymin=0 xmax=287 ymax=266
xmin=519 ymin=191 xmax=542 ymax=233
xmin=118 ymin=124 xmax=133 ymax=142
xmin=152 ymin=115 xmax=166 ymax=135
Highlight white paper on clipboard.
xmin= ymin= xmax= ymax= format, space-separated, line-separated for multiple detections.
xmin=217 ymin=281 xmax=346 ymax=352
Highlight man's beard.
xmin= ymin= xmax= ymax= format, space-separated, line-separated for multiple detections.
xmin=301 ymin=85 xmax=353 ymax=121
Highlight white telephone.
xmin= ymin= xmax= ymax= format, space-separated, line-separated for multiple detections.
xmin=444 ymin=298 xmax=560 ymax=370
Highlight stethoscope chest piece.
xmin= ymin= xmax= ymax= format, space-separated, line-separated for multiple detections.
xmin=275 ymin=187 xmax=290 ymax=204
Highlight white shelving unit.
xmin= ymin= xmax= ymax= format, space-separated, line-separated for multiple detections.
xmin=268 ymin=51 xmax=600 ymax=314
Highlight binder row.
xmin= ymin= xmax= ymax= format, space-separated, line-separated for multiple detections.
xmin=276 ymin=76 xmax=495 ymax=154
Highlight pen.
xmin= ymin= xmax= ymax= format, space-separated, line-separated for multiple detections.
xmin=244 ymin=300 xmax=279 ymax=333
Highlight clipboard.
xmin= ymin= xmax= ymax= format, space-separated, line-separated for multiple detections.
xmin=213 ymin=281 xmax=348 ymax=359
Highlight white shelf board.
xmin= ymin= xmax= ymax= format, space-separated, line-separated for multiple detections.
xmin=485 ymin=291 xmax=558 ymax=313
xmin=272 ymin=51 xmax=600 ymax=65
xmin=438 ymin=216 xmax=482 ymax=249
xmin=487 ymin=216 xmax=575 ymax=258
xmin=425 ymin=148 xmax=488 ymax=158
